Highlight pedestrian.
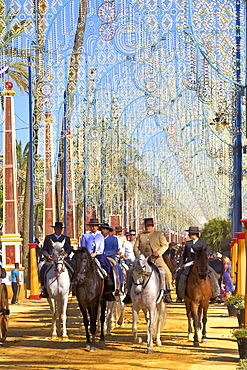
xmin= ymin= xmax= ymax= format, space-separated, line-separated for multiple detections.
xmin=11 ymin=262 xmax=20 ymax=305
xmin=124 ymin=217 xmax=172 ymax=304
xmin=80 ymin=218 xmax=115 ymax=301
xmin=209 ymin=252 xmax=224 ymax=302
xmin=39 ymin=221 xmax=74 ymax=298
xmin=222 ymin=256 xmax=235 ymax=299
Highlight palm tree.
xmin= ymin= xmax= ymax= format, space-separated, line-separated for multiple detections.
xmin=0 ymin=1 xmax=32 ymax=92
xmin=201 ymin=218 xmax=232 ymax=252
xmin=56 ymin=0 xmax=88 ymax=221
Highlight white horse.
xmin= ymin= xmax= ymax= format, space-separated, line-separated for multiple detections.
xmin=46 ymin=239 xmax=70 ymax=340
xmin=130 ymin=254 xmax=166 ymax=353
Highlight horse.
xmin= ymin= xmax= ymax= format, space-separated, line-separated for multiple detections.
xmin=105 ymin=257 xmax=127 ymax=335
xmin=184 ymin=246 xmax=212 ymax=346
xmin=130 ymin=254 xmax=166 ymax=353
xmin=46 ymin=239 xmax=70 ymax=340
xmin=73 ymin=248 xmax=106 ymax=352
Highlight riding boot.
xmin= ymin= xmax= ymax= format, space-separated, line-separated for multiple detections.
xmin=163 ymin=290 xmax=172 ymax=303
xmin=39 ymin=288 xmax=49 ymax=299
xmin=104 ymin=273 xmax=114 ymax=293
xmin=123 ymin=292 xmax=132 ymax=304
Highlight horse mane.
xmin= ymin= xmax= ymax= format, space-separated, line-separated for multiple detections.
xmin=74 ymin=247 xmax=98 ymax=274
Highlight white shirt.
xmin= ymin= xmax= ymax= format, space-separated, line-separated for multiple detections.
xmin=121 ymin=240 xmax=135 ymax=262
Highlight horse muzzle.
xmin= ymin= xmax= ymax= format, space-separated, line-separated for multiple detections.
xmin=198 ymin=273 xmax=207 ymax=280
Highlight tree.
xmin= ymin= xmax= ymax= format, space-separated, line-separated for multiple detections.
xmin=201 ymin=218 xmax=232 ymax=253
xmin=0 ymin=1 xmax=32 ymax=92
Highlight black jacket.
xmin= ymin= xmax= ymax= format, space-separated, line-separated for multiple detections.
xmin=42 ymin=234 xmax=71 ymax=259
xmin=179 ymin=239 xmax=206 ymax=267
xmin=209 ymin=259 xmax=224 ymax=276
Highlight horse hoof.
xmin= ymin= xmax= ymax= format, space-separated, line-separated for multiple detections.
xmin=90 ymin=346 xmax=96 ymax=352
xmin=156 ymin=340 xmax=162 ymax=347
xmin=188 ymin=333 xmax=193 ymax=342
xmin=62 ymin=335 xmax=69 ymax=341
xmin=193 ymin=341 xmax=200 ymax=347
xmin=51 ymin=335 xmax=58 ymax=340
xmin=146 ymin=348 xmax=154 ymax=354
xmin=86 ymin=343 xmax=91 ymax=350
xmin=134 ymin=337 xmax=142 ymax=344
xmin=201 ymin=337 xmax=207 ymax=343
xmin=117 ymin=319 xmax=123 ymax=326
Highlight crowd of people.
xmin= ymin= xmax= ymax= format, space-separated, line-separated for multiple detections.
xmin=35 ymin=218 xmax=235 ymax=304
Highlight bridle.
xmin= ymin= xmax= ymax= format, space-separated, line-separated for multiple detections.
xmin=133 ymin=261 xmax=153 ymax=289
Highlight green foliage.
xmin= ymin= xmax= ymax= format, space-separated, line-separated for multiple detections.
xmin=237 ymin=359 xmax=247 ymax=370
xmin=233 ymin=329 xmax=247 ymax=339
xmin=201 ymin=218 xmax=231 ymax=253
xmin=224 ymin=295 xmax=245 ymax=309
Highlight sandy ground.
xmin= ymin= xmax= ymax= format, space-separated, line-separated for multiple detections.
xmin=0 ymin=294 xmax=241 ymax=370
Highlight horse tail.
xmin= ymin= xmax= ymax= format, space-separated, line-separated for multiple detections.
xmin=154 ymin=301 xmax=167 ymax=336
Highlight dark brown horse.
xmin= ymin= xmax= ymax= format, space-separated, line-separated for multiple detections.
xmin=184 ymin=246 xmax=212 ymax=346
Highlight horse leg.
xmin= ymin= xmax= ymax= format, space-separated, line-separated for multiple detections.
xmin=202 ymin=302 xmax=209 ymax=343
xmin=191 ymin=301 xmax=200 ymax=346
xmin=197 ymin=304 xmax=203 ymax=342
xmin=48 ymin=298 xmax=58 ymax=340
xmin=185 ymin=299 xmax=193 ymax=341
xmin=80 ymin=305 xmax=91 ymax=349
xmin=61 ymin=295 xmax=69 ymax=340
xmin=117 ymin=296 xmax=125 ymax=327
xmin=88 ymin=303 xmax=100 ymax=352
xmin=146 ymin=304 xmax=156 ymax=354
xmin=99 ymin=299 xmax=106 ymax=344
xmin=156 ymin=301 xmax=165 ymax=347
xmin=132 ymin=305 xmax=142 ymax=344
xmin=106 ymin=301 xmax=114 ymax=336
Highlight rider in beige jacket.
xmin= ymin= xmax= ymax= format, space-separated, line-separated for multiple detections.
xmin=133 ymin=218 xmax=173 ymax=303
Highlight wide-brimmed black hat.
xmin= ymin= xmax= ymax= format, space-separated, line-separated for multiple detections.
xmin=144 ymin=218 xmax=154 ymax=226
xmin=185 ymin=226 xmax=202 ymax=233
xmin=86 ymin=218 xmax=100 ymax=226
xmin=51 ymin=221 xmax=64 ymax=228
xmin=99 ymin=223 xmax=113 ymax=232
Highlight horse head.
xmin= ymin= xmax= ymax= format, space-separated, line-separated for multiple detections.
xmin=132 ymin=254 xmax=152 ymax=294
xmin=51 ymin=239 xmax=66 ymax=274
xmin=72 ymin=247 xmax=91 ymax=284
xmin=192 ymin=245 xmax=208 ymax=280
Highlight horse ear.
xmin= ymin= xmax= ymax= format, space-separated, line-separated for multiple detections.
xmin=50 ymin=239 xmax=55 ymax=247
xmin=61 ymin=239 xmax=66 ymax=248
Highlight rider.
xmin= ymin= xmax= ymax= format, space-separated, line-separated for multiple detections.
xmin=124 ymin=218 xmax=173 ymax=304
xmin=176 ymin=226 xmax=220 ymax=303
xmin=80 ymin=218 xmax=115 ymax=301
xmin=39 ymin=222 xmax=73 ymax=298
xmin=99 ymin=223 xmax=124 ymax=296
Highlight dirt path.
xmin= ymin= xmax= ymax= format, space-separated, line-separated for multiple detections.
xmin=0 ymin=296 xmax=240 ymax=370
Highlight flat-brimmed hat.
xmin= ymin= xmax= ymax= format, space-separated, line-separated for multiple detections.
xmin=185 ymin=226 xmax=202 ymax=233
xmin=115 ymin=226 xmax=123 ymax=232
xmin=99 ymin=223 xmax=113 ymax=232
xmin=51 ymin=221 xmax=64 ymax=228
xmin=86 ymin=218 xmax=100 ymax=226
xmin=144 ymin=218 xmax=154 ymax=226
xmin=169 ymin=242 xmax=176 ymax=247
